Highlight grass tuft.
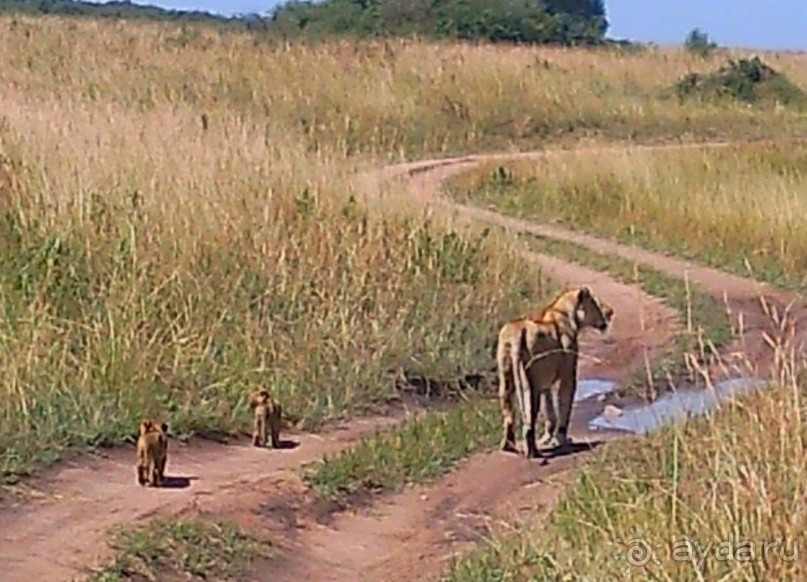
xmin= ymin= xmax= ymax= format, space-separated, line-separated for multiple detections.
xmin=84 ymin=517 xmax=271 ymax=582
xmin=302 ymin=395 xmax=501 ymax=508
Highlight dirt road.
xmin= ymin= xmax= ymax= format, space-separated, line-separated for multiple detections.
xmin=0 ymin=139 xmax=802 ymax=582
xmin=258 ymin=140 xmax=803 ymax=582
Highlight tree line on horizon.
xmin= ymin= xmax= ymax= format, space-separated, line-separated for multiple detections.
xmin=0 ymin=0 xmax=613 ymax=46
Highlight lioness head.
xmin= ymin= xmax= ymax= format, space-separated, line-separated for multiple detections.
xmin=575 ymin=287 xmax=614 ymax=332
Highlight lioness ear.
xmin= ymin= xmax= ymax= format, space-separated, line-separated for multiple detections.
xmin=161 ymin=422 xmax=169 ymax=434
xmin=578 ymin=287 xmax=590 ymax=298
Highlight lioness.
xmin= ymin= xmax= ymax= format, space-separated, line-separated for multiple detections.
xmin=249 ymin=388 xmax=282 ymax=448
xmin=496 ymin=286 xmax=614 ymax=460
xmin=136 ymin=419 xmax=169 ymax=487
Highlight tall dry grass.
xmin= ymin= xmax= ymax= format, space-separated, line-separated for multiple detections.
xmin=2 ymin=18 xmax=806 ymax=159
xmin=0 ymin=14 xmax=804 ymax=480
xmin=449 ymin=140 xmax=807 ymax=290
xmin=0 ymin=15 xmax=569 ymax=480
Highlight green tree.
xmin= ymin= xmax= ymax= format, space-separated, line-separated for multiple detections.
xmin=270 ymin=0 xmax=611 ymax=45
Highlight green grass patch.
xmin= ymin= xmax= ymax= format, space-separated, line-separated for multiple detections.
xmin=302 ymin=397 xmax=500 ymax=507
xmin=84 ymin=517 xmax=271 ymax=581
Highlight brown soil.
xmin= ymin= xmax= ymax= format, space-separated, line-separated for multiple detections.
xmin=1 ymin=139 xmax=802 ymax=582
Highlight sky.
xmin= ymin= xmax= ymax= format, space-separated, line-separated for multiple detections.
xmin=91 ymin=0 xmax=807 ymax=52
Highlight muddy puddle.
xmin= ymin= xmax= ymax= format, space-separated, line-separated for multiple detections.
xmin=587 ymin=377 xmax=768 ymax=435
xmin=574 ymin=379 xmax=616 ymax=403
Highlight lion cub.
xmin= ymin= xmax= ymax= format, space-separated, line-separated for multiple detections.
xmin=136 ymin=419 xmax=169 ymax=488
xmin=249 ymin=388 xmax=282 ymax=448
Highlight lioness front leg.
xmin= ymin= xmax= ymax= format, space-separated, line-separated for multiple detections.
xmin=522 ymin=384 xmax=545 ymax=462
xmin=537 ymin=389 xmax=558 ymax=447
xmin=552 ymin=365 xmax=577 ymax=450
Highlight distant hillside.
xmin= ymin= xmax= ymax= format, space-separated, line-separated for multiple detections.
xmin=0 ymin=0 xmax=612 ymax=46
xmin=0 ymin=0 xmax=241 ymax=24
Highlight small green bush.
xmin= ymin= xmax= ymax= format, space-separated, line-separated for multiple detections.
xmin=674 ymin=56 xmax=807 ymax=108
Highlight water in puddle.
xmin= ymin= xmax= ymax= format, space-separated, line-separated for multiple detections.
xmin=588 ymin=377 xmax=768 ymax=436
xmin=574 ymin=379 xmax=616 ymax=403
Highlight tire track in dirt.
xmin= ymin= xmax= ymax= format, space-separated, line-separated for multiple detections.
xmin=261 ymin=140 xmax=805 ymax=582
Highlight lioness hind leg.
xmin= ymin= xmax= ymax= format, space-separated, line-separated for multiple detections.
xmin=498 ymin=367 xmax=517 ymax=453
xmin=270 ymin=426 xmax=280 ymax=448
xmin=516 ymin=367 xmax=541 ymax=460
xmin=146 ymin=460 xmax=157 ymax=487
xmin=253 ymin=410 xmax=266 ymax=447
xmin=152 ymin=466 xmax=162 ymax=488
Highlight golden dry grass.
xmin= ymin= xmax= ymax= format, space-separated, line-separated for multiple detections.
xmin=0 ymin=15 xmax=577 ymax=480
xmin=3 ymin=18 xmax=807 ymax=159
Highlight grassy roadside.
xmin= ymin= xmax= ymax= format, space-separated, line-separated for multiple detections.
xmin=302 ymin=398 xmax=500 ymax=509
xmin=83 ymin=517 xmax=271 ymax=582
xmin=446 ymin=138 xmax=807 ymax=292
